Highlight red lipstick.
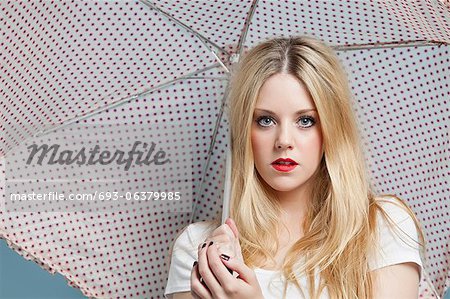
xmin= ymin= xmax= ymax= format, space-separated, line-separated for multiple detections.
xmin=271 ymin=158 xmax=298 ymax=172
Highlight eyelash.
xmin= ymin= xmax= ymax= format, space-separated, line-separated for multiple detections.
xmin=255 ymin=115 xmax=316 ymax=128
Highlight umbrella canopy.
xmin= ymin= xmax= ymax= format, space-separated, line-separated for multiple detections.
xmin=1 ymin=0 xmax=449 ymax=297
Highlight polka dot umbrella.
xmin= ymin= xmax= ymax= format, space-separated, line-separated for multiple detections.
xmin=1 ymin=0 xmax=449 ymax=298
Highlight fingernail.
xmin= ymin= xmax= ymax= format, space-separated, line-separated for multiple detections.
xmin=220 ymin=254 xmax=230 ymax=261
xmin=209 ymin=241 xmax=213 ymax=246
xmin=201 ymin=242 xmax=207 ymax=248
xmin=193 ymin=261 xmax=198 ymax=267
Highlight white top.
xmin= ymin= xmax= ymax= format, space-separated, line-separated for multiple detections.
xmin=164 ymin=197 xmax=423 ymax=298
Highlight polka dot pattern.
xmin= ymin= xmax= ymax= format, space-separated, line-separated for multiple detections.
xmin=246 ymin=0 xmax=450 ymax=47
xmin=1 ymin=0 xmax=449 ymax=298
xmin=340 ymin=45 xmax=449 ymax=296
xmin=1 ymin=0 xmax=216 ymax=155
xmin=1 ymin=64 xmax=228 ymax=297
xmin=147 ymin=0 xmax=251 ymax=53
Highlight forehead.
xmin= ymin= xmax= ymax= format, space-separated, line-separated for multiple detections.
xmin=255 ymin=73 xmax=315 ymax=111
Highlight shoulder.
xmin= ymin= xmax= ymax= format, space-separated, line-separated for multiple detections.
xmin=172 ymin=220 xmax=218 ymax=253
xmin=374 ymin=195 xmax=420 ymax=239
xmin=369 ymin=195 xmax=424 ymax=278
xmin=164 ymin=220 xmax=219 ymax=296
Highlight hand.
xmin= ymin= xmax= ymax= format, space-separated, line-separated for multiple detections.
xmin=191 ymin=241 xmax=264 ymax=299
xmin=197 ymin=218 xmax=243 ymax=262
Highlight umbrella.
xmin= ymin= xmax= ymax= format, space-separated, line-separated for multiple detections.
xmin=1 ymin=0 xmax=449 ymax=297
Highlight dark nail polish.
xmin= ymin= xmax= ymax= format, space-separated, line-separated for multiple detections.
xmin=209 ymin=241 xmax=213 ymax=246
xmin=220 ymin=254 xmax=230 ymax=261
xmin=193 ymin=261 xmax=198 ymax=267
xmin=201 ymin=242 xmax=207 ymax=248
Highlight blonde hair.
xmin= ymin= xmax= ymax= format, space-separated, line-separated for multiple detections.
xmin=226 ymin=35 xmax=425 ymax=298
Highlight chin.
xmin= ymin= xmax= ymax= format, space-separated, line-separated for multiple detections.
xmin=264 ymin=174 xmax=313 ymax=193
xmin=266 ymin=181 xmax=304 ymax=192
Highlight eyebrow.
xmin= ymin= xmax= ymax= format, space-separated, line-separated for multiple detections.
xmin=254 ymin=108 xmax=317 ymax=114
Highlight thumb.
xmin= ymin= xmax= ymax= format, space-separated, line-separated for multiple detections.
xmin=226 ymin=218 xmax=244 ymax=262
xmin=225 ymin=218 xmax=239 ymax=239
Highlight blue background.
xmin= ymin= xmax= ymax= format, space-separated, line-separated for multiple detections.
xmin=0 ymin=240 xmax=86 ymax=299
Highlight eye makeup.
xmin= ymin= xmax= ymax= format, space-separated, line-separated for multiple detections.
xmin=254 ymin=113 xmax=317 ymax=128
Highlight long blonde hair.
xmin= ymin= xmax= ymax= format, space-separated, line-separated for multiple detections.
xmin=226 ymin=35 xmax=425 ymax=298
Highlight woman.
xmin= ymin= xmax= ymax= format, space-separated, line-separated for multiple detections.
xmin=164 ymin=35 xmax=425 ymax=299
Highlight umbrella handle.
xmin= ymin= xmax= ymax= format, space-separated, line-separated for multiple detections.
xmin=221 ymin=143 xmax=240 ymax=278
xmin=221 ymin=144 xmax=232 ymax=224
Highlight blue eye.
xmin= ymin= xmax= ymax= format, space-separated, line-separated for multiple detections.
xmin=256 ymin=116 xmax=275 ymax=127
xmin=297 ymin=116 xmax=316 ymax=128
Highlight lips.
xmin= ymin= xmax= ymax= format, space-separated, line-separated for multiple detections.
xmin=271 ymin=158 xmax=298 ymax=172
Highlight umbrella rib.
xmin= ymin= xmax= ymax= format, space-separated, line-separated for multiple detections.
xmin=333 ymin=40 xmax=448 ymax=51
xmin=189 ymin=0 xmax=260 ymax=222
xmin=186 ymin=76 xmax=228 ymax=81
xmin=137 ymin=0 xmax=230 ymax=58
xmin=34 ymin=63 xmax=223 ymax=137
xmin=236 ymin=0 xmax=260 ymax=60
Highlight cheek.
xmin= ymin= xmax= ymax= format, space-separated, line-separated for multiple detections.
xmin=297 ymin=130 xmax=323 ymax=157
xmin=251 ymin=130 xmax=270 ymax=162
xmin=250 ymin=131 xmax=260 ymax=156
xmin=316 ymin=129 xmax=324 ymax=155
xmin=310 ymin=130 xmax=323 ymax=158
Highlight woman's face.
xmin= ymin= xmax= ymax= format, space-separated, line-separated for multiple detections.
xmin=251 ymin=73 xmax=324 ymax=194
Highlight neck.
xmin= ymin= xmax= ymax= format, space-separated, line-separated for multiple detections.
xmin=275 ymin=186 xmax=311 ymax=235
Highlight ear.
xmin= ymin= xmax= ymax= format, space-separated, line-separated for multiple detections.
xmin=225 ymin=218 xmax=240 ymax=239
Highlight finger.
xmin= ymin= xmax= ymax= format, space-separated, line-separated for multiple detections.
xmin=198 ymin=234 xmax=232 ymax=251
xmin=191 ymin=291 xmax=201 ymax=299
xmin=219 ymin=253 xmax=256 ymax=284
xmin=197 ymin=241 xmax=222 ymax=294
xmin=206 ymin=242 xmax=236 ymax=287
xmin=210 ymin=224 xmax=238 ymax=257
xmin=191 ymin=261 xmax=212 ymax=299
xmin=199 ymin=238 xmax=235 ymax=260
xmin=224 ymin=218 xmax=244 ymax=261
xmin=225 ymin=218 xmax=240 ymax=239
xmin=211 ymin=223 xmax=236 ymax=241
xmin=198 ymin=241 xmax=208 ymax=251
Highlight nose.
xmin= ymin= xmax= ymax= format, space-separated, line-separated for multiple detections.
xmin=275 ymin=123 xmax=294 ymax=150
